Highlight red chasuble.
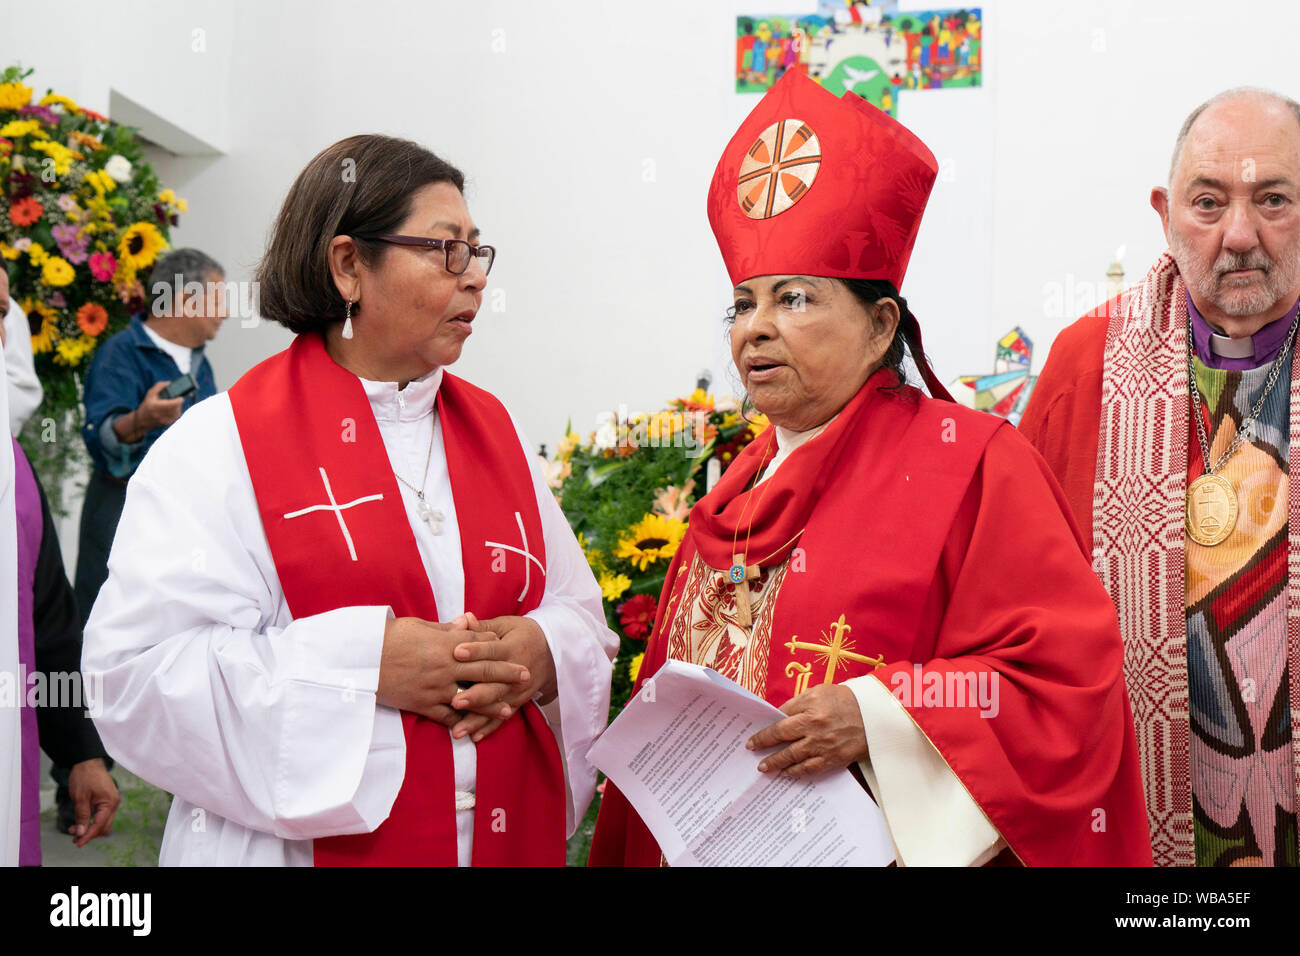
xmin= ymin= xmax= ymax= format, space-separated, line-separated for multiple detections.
xmin=589 ymin=370 xmax=1152 ymax=866
xmin=227 ymin=333 xmax=565 ymax=866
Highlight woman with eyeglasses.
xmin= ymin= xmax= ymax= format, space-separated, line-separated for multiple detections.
xmin=82 ymin=134 xmax=617 ymax=866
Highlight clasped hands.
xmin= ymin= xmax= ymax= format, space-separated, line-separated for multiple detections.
xmin=377 ymin=612 xmax=556 ymax=743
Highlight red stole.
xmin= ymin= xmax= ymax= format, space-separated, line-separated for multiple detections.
xmin=228 ymin=333 xmax=564 ymax=866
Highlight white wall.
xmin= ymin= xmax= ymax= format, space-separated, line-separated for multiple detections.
xmin=7 ymin=0 xmax=1300 ymax=454
xmin=990 ymin=0 xmax=1300 ymax=374
xmin=0 ymin=0 xmax=232 ymax=152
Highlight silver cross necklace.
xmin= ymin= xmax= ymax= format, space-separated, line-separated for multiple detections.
xmin=393 ymin=423 xmax=445 ymax=536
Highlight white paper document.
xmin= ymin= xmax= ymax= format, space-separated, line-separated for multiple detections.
xmin=588 ymin=659 xmax=895 ymax=867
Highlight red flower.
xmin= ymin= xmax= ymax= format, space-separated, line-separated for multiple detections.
xmin=618 ymin=594 xmax=658 ymax=640
xmin=8 ymin=169 xmax=35 ymax=199
xmin=89 ymin=251 xmax=116 ymax=281
xmin=76 ymin=302 xmax=109 ymax=336
xmin=9 ymin=195 xmax=42 ymax=226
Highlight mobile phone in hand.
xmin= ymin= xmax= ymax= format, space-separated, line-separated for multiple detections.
xmin=161 ymin=374 xmax=197 ymax=400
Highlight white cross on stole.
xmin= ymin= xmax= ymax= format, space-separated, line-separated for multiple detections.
xmin=282 ymin=466 xmax=385 ymax=562
xmin=484 ymin=511 xmax=547 ymax=601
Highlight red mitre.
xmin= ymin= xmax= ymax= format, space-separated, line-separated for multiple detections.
xmin=708 ymin=68 xmax=937 ymax=290
xmin=708 ymin=69 xmax=951 ymax=400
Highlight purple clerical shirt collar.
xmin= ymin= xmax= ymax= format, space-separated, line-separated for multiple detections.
xmin=1188 ymin=289 xmax=1300 ymax=370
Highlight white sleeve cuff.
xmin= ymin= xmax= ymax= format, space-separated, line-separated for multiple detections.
xmin=269 ymin=605 xmax=407 ymax=838
xmin=526 ymin=603 xmax=600 ymax=837
xmin=847 ymin=674 xmax=1005 ymax=867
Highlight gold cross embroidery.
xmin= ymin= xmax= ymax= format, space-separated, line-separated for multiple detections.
xmin=785 ymin=661 xmax=813 ymax=696
xmin=785 ymin=614 xmax=885 ymax=688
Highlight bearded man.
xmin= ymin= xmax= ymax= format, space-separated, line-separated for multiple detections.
xmin=1021 ymin=88 xmax=1300 ymax=866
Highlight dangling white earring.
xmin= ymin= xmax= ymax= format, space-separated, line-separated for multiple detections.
xmin=342 ymin=298 xmax=354 ymax=340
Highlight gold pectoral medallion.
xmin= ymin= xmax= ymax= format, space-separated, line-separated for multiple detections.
xmin=1185 ymin=473 xmax=1238 ymax=546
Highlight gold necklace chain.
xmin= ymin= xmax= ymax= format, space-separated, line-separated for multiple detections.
xmin=729 ymin=430 xmax=779 ymax=577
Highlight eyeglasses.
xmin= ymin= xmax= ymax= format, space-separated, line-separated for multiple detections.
xmin=373 ymin=234 xmax=496 ymax=276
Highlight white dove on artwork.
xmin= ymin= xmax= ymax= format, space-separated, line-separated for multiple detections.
xmin=840 ymin=64 xmax=880 ymax=94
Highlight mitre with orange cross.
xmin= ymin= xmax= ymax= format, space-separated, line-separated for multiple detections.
xmin=707 ymin=66 xmax=937 ymax=291
xmin=707 ymin=67 xmax=951 ymax=400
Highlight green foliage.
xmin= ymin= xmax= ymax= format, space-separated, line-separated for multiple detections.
xmin=565 ymin=790 xmax=601 ymax=867
xmin=548 ymin=390 xmax=768 ymax=724
xmin=16 ymin=401 xmax=85 ymax=518
xmin=559 ymin=444 xmax=696 ymax=555
xmin=102 ymin=773 xmax=169 ymax=867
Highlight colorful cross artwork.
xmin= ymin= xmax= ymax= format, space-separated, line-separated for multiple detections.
xmin=951 ymin=327 xmax=1037 ymax=426
xmin=736 ymin=0 xmax=982 ymax=116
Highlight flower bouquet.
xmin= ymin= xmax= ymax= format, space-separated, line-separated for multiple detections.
xmin=549 ymin=387 xmax=769 ymax=721
xmin=1 ymin=65 xmax=186 ymax=508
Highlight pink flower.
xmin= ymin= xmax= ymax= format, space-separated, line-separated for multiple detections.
xmin=19 ymin=105 xmax=60 ymax=125
xmin=651 ymin=480 xmax=695 ymax=522
xmin=89 ymin=251 xmax=116 ymax=281
xmin=52 ymin=223 xmax=89 ymax=264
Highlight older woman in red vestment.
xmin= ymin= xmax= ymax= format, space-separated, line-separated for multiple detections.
xmin=589 ymin=70 xmax=1152 ymax=866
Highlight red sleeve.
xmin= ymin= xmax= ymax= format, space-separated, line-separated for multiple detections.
xmin=876 ymin=425 xmax=1152 ymax=865
xmin=1018 ymin=310 xmax=1110 ymax=536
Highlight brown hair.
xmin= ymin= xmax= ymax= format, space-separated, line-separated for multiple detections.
xmin=254 ymin=134 xmax=466 ymax=333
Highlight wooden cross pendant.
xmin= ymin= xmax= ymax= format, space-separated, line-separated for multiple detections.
xmin=729 ymin=553 xmax=761 ymax=628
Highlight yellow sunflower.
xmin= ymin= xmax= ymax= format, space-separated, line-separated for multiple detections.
xmin=599 ymin=572 xmax=632 ymax=602
xmin=20 ymin=299 xmax=57 ymax=354
xmin=614 ymin=513 xmax=687 ymax=571
xmin=117 ymin=222 xmax=167 ymax=272
xmin=41 ymin=256 xmax=76 ymax=287
xmin=30 ymin=319 xmax=54 ymax=354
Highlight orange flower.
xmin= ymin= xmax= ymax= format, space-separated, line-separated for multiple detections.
xmin=69 ymin=130 xmax=104 ymax=151
xmin=76 ymin=302 xmax=109 ymax=336
xmin=9 ymin=196 xmax=42 ymax=226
